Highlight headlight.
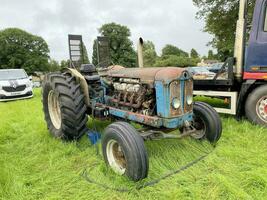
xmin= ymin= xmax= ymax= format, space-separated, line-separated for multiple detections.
xmin=172 ymin=98 xmax=181 ymax=109
xmin=187 ymin=96 xmax=193 ymax=105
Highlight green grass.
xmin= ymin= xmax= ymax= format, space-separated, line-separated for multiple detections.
xmin=0 ymin=89 xmax=267 ymax=200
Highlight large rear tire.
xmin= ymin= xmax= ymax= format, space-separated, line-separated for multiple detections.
xmin=245 ymin=85 xmax=267 ymax=127
xmin=102 ymin=122 xmax=149 ymax=182
xmin=42 ymin=72 xmax=88 ymax=140
xmin=192 ymin=102 xmax=222 ymax=143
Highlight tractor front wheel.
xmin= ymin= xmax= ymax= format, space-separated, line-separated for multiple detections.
xmin=102 ymin=122 xmax=149 ymax=182
xmin=191 ymin=102 xmax=222 ymax=143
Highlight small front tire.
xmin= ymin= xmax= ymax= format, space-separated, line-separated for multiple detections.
xmin=192 ymin=102 xmax=222 ymax=143
xmin=102 ymin=122 xmax=149 ymax=182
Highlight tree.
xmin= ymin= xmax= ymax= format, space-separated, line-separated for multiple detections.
xmin=92 ymin=40 xmax=98 ymax=66
xmin=82 ymin=43 xmax=90 ymax=64
xmin=98 ymin=22 xmax=137 ymax=67
xmin=208 ymin=50 xmax=217 ymax=60
xmin=154 ymin=55 xmax=199 ymax=68
xmin=143 ymin=41 xmax=157 ymax=67
xmin=193 ymin=0 xmax=255 ymax=60
xmin=60 ymin=60 xmax=71 ymax=68
xmin=48 ymin=59 xmax=61 ymax=72
xmin=0 ymin=28 xmax=50 ymax=74
xmin=162 ymin=45 xmax=189 ymax=57
xmin=190 ymin=48 xmax=200 ymax=58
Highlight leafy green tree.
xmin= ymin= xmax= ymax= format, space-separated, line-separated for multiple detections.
xmin=0 ymin=28 xmax=50 ymax=74
xmin=154 ymin=55 xmax=199 ymax=67
xmin=190 ymin=48 xmax=200 ymax=58
xmin=162 ymin=45 xmax=189 ymax=57
xmin=82 ymin=43 xmax=90 ymax=64
xmin=208 ymin=50 xmax=217 ymax=60
xmin=48 ymin=59 xmax=61 ymax=72
xmin=60 ymin=60 xmax=71 ymax=68
xmin=143 ymin=41 xmax=157 ymax=67
xmin=98 ymin=23 xmax=137 ymax=67
xmin=92 ymin=40 xmax=98 ymax=66
xmin=193 ymin=0 xmax=255 ymax=60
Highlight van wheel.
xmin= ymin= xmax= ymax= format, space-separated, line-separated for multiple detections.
xmin=245 ymin=85 xmax=267 ymax=126
xmin=102 ymin=122 xmax=149 ymax=182
xmin=191 ymin=102 xmax=222 ymax=143
xmin=42 ymin=72 xmax=88 ymax=140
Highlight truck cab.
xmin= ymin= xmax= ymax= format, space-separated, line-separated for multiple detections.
xmin=192 ymin=0 xmax=267 ymax=126
xmin=245 ymin=0 xmax=267 ymax=76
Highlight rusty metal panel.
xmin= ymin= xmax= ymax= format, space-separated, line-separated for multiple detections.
xmin=107 ymin=67 xmax=187 ymax=86
xmin=155 ymin=67 xmax=187 ymax=83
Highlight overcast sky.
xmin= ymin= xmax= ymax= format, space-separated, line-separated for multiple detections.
xmin=0 ymin=0 xmax=213 ymax=61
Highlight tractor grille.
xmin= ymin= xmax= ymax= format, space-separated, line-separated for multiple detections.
xmin=170 ymin=80 xmax=182 ymax=116
xmin=170 ymin=79 xmax=193 ymax=116
xmin=3 ymin=85 xmax=26 ymax=92
xmin=184 ymin=79 xmax=193 ymax=113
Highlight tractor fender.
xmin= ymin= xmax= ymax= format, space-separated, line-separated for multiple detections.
xmin=65 ymin=68 xmax=90 ymax=106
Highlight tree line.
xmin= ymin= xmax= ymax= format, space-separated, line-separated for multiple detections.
xmin=0 ymin=26 xmax=216 ymax=74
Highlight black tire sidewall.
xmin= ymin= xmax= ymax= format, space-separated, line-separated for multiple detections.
xmin=102 ymin=122 xmax=148 ymax=181
xmin=42 ymin=79 xmax=63 ymax=138
xmin=193 ymin=102 xmax=222 ymax=143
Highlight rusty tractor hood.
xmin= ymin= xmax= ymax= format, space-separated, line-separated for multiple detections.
xmin=107 ymin=67 xmax=189 ymax=84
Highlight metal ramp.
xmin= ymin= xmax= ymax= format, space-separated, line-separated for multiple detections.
xmin=96 ymin=36 xmax=110 ymax=68
xmin=68 ymin=34 xmax=84 ymax=68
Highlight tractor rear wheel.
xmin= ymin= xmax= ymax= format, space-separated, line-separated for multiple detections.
xmin=102 ymin=122 xmax=149 ymax=182
xmin=191 ymin=102 xmax=222 ymax=143
xmin=42 ymin=72 xmax=88 ymax=140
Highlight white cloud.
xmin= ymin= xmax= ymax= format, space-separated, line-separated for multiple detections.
xmin=0 ymin=0 xmax=213 ymax=61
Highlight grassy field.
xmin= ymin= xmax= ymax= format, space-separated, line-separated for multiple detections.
xmin=0 ymin=89 xmax=267 ymax=200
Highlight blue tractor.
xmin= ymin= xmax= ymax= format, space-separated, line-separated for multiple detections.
xmin=42 ymin=63 xmax=222 ymax=181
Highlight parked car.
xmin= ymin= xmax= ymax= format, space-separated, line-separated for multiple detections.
xmin=0 ymin=69 xmax=33 ymax=101
xmin=208 ymin=63 xmax=225 ymax=73
xmin=188 ymin=67 xmax=216 ymax=80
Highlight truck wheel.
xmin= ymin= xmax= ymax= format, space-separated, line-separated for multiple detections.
xmin=102 ymin=122 xmax=149 ymax=182
xmin=42 ymin=73 xmax=88 ymax=140
xmin=245 ymin=85 xmax=267 ymax=126
xmin=192 ymin=102 xmax=222 ymax=143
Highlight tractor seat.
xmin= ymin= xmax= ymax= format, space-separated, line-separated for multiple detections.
xmin=84 ymin=75 xmax=100 ymax=82
xmin=80 ymin=64 xmax=97 ymax=74
xmin=80 ymin=64 xmax=100 ymax=82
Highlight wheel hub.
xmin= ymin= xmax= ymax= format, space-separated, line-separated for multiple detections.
xmin=191 ymin=116 xmax=206 ymax=139
xmin=256 ymin=96 xmax=267 ymax=123
xmin=48 ymin=90 xmax=62 ymax=130
xmin=106 ymin=140 xmax=126 ymax=175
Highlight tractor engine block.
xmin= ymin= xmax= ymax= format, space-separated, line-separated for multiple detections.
xmin=108 ymin=78 xmax=155 ymax=115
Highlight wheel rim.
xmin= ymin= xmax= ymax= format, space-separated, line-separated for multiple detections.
xmin=48 ymin=90 xmax=62 ymax=129
xmin=106 ymin=140 xmax=126 ymax=175
xmin=191 ymin=115 xmax=206 ymax=139
xmin=256 ymin=96 xmax=267 ymax=123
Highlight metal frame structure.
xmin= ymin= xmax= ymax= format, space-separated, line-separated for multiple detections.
xmin=68 ymin=34 xmax=84 ymax=68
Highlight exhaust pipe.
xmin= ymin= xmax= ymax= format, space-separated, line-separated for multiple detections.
xmin=137 ymin=37 xmax=144 ymax=68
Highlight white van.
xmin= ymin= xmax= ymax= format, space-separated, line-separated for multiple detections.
xmin=0 ymin=69 xmax=33 ymax=101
